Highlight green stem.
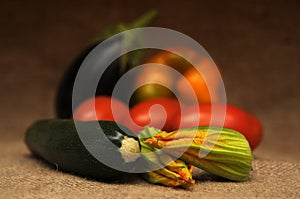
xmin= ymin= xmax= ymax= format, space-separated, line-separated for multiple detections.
xmin=131 ymin=9 xmax=158 ymax=28
xmin=93 ymin=9 xmax=157 ymax=43
xmin=91 ymin=9 xmax=157 ymax=72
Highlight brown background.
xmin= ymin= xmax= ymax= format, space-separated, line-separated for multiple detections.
xmin=1 ymin=0 xmax=299 ymax=198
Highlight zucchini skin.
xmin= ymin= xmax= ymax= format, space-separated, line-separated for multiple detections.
xmin=25 ymin=119 xmax=139 ymax=180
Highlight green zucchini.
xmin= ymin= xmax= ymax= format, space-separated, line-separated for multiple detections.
xmin=25 ymin=119 xmax=141 ymax=180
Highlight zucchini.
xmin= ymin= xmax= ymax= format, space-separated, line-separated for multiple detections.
xmin=25 ymin=119 xmax=141 ymax=180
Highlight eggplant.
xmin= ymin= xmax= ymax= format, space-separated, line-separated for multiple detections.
xmin=55 ymin=10 xmax=157 ymax=118
xmin=55 ymin=41 xmax=124 ymax=118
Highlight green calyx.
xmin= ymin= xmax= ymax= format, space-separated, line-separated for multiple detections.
xmin=93 ymin=9 xmax=157 ymax=42
xmin=93 ymin=9 xmax=157 ymax=72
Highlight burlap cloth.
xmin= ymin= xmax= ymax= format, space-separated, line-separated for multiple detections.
xmin=0 ymin=140 xmax=299 ymax=199
xmin=1 ymin=0 xmax=299 ymax=198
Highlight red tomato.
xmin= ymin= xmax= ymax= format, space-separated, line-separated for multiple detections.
xmin=124 ymin=98 xmax=181 ymax=134
xmin=73 ymin=96 xmax=128 ymax=123
xmin=173 ymin=103 xmax=262 ymax=150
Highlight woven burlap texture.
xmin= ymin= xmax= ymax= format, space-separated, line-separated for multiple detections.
xmin=1 ymin=141 xmax=299 ymax=199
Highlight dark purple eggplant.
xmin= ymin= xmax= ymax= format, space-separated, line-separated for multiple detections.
xmin=55 ymin=10 xmax=157 ymax=118
xmin=55 ymin=42 xmax=124 ymax=118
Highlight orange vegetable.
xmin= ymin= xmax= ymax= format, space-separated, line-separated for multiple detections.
xmin=146 ymin=48 xmax=195 ymax=74
xmin=132 ymin=48 xmax=222 ymax=105
xmin=176 ymin=58 xmax=221 ymax=104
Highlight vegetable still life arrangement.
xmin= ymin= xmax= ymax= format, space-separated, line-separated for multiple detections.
xmin=25 ymin=10 xmax=262 ymax=189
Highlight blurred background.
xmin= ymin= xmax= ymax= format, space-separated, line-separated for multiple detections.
xmin=0 ymin=0 xmax=299 ymax=162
